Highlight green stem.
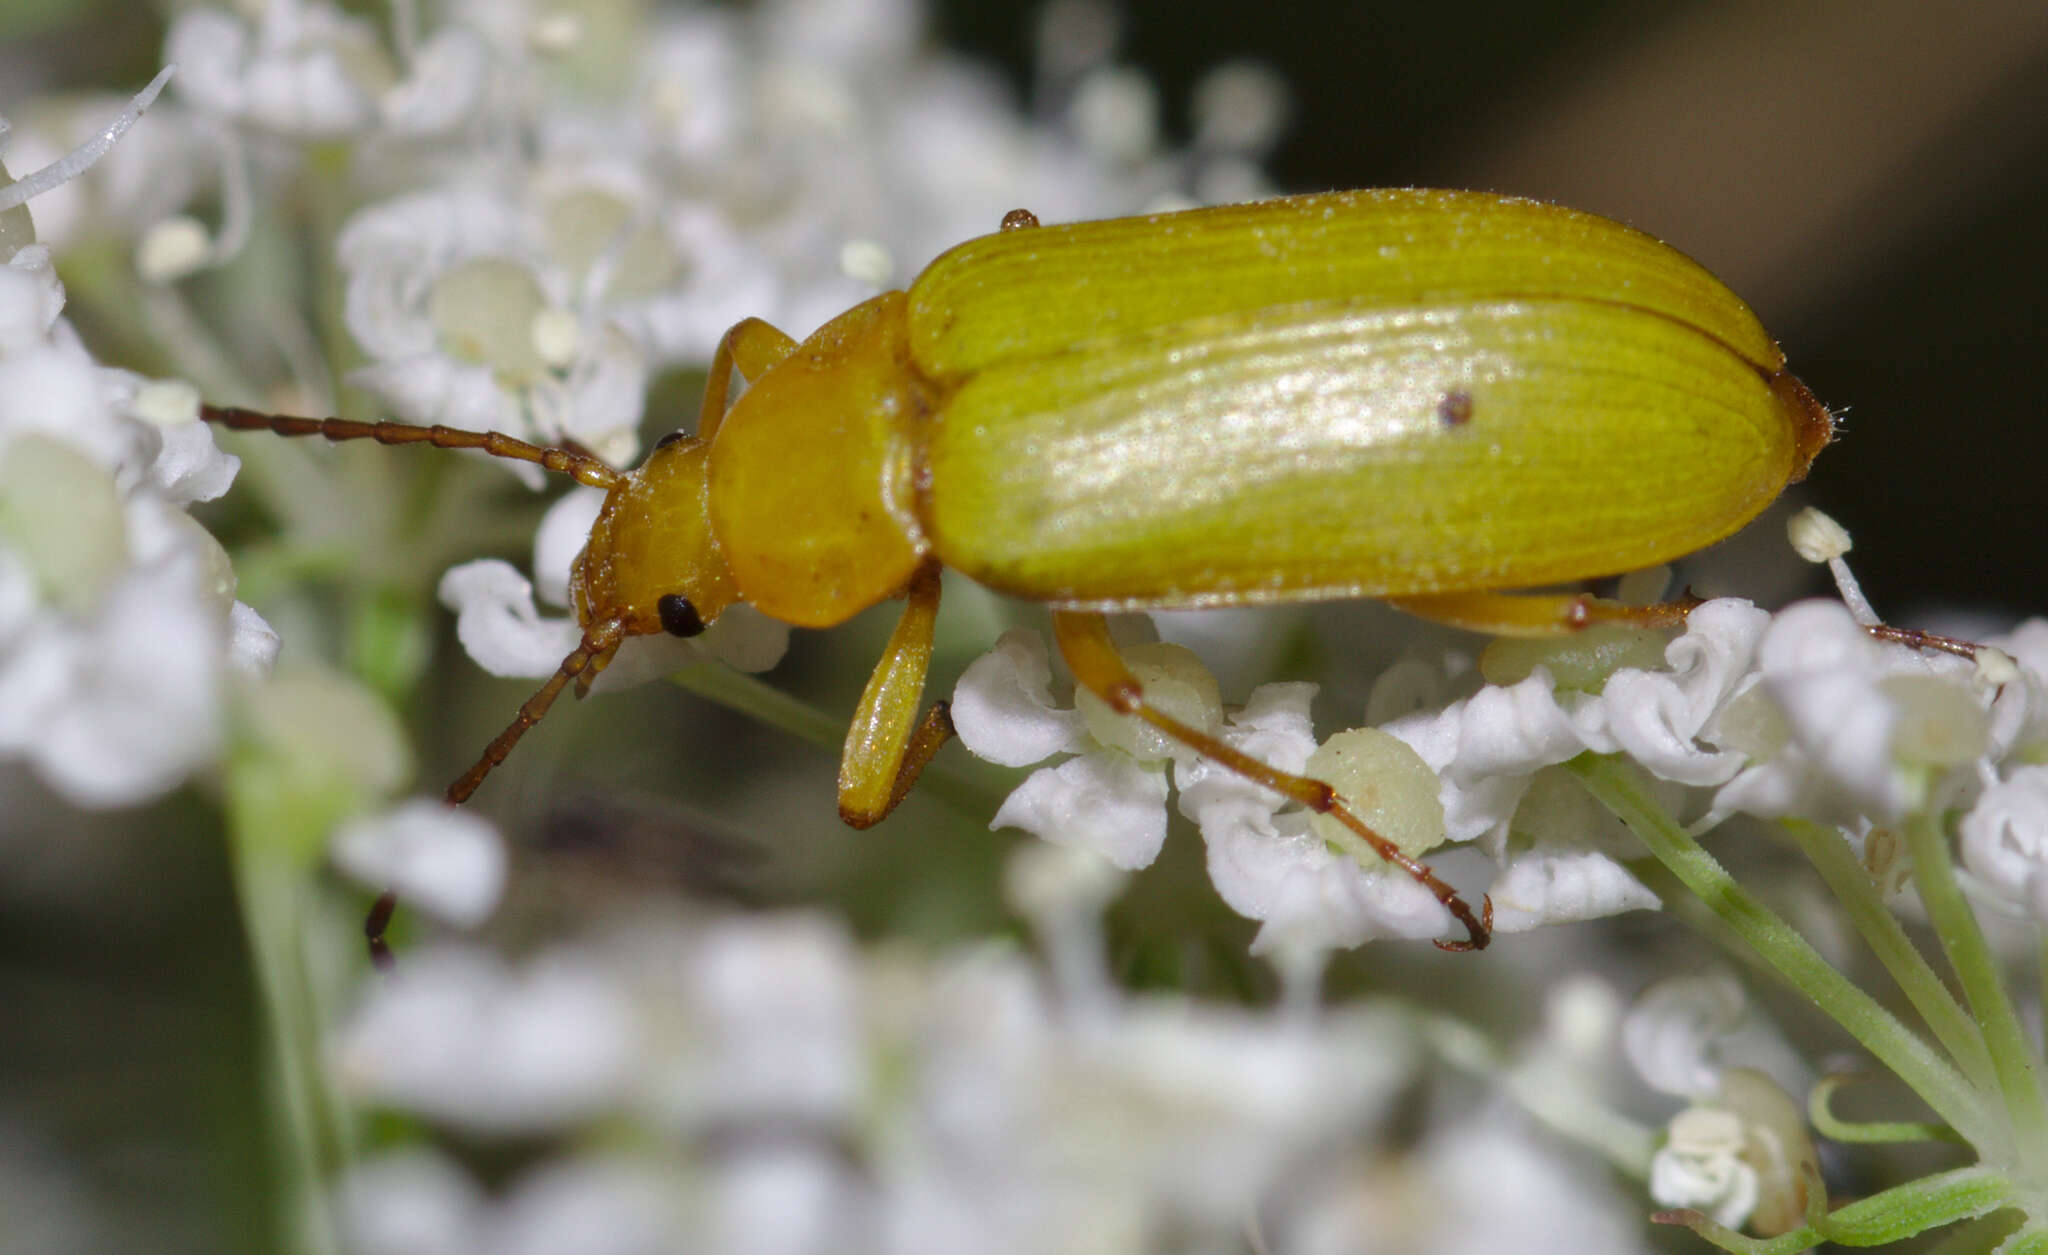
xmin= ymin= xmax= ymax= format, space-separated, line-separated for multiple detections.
xmin=1782 ymin=818 xmax=1996 ymax=1093
xmin=1902 ymin=804 xmax=2048 ymax=1174
xmin=1663 ymin=1165 xmax=2012 ymax=1255
xmin=1569 ymin=756 xmax=1990 ymax=1144
xmin=225 ymin=832 xmax=345 ymax=1255
xmin=667 ymin=662 xmax=1014 ymax=820
xmin=1404 ymin=1001 xmax=1657 ymax=1177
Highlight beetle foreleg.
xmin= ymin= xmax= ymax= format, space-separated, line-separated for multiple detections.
xmin=1051 ymin=610 xmax=1492 ymax=952
xmin=365 ymin=619 xmax=629 ymax=966
xmin=1384 ymin=589 xmax=1703 ymax=638
xmin=694 ymin=318 xmax=799 ymax=443
xmin=839 ymin=565 xmax=954 ymax=828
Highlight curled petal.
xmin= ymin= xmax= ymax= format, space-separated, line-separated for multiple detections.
xmin=438 ymin=559 xmax=581 ymax=679
xmin=1488 ymin=846 xmax=1659 ymax=933
xmin=991 ymin=751 xmax=1168 ymax=870
xmin=1623 ymin=971 xmax=1748 ymax=1098
xmin=952 ymin=628 xmax=1086 ymax=767
xmin=1602 ymin=669 xmax=1745 ymax=787
xmin=1957 ymin=765 xmax=2048 ymax=920
xmin=1649 ymin=1107 xmax=1760 ymax=1230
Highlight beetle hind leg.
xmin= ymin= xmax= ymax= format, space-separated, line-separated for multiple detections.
xmin=1050 ymin=610 xmax=1491 ymax=952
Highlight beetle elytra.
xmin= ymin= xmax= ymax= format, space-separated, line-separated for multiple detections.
xmin=202 ymin=187 xmax=1834 ymax=955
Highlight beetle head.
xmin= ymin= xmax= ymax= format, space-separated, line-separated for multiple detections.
xmin=570 ymin=432 xmax=741 ymax=641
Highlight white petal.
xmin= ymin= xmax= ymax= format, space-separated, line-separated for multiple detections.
xmin=1601 ymin=669 xmax=1744 ymax=787
xmin=490 ymin=1158 xmax=683 ymax=1255
xmin=952 ymin=628 xmax=1086 ymax=767
xmin=382 ymin=27 xmax=491 ymax=135
xmin=1454 ymin=670 xmax=1589 ymax=778
xmin=540 ymin=322 xmax=647 ymax=458
xmin=226 ymin=600 xmax=281 ymax=677
xmin=991 ymin=751 xmax=1168 ymax=870
xmin=1488 ymin=846 xmax=1660 ymax=932
xmin=1174 ymin=680 xmax=1316 ymax=822
xmin=5 ymin=556 xmax=225 ymax=807
xmin=1199 ymin=805 xmax=1454 ymax=949
xmin=346 ymin=354 xmax=524 ymax=441
xmin=141 ymin=408 xmax=240 ymax=505
xmin=0 ymin=248 xmax=66 ymax=350
xmin=1648 ymin=1107 xmax=1759 ymax=1229
xmin=241 ymin=42 xmax=379 ymax=136
xmin=685 ymin=915 xmax=861 ymax=1125
xmin=331 ymin=799 xmax=508 ymax=928
xmin=1623 ymin=971 xmax=1747 ymax=1098
xmin=531 ymin=487 xmax=606 ymax=608
xmin=333 ymin=946 xmax=635 ymax=1134
xmin=165 ymin=9 xmax=253 ymax=118
xmin=334 ymin=1149 xmax=485 ymax=1255
xmin=438 ymin=559 xmax=582 ymax=679
xmin=1957 ymin=764 xmax=2048 ymax=920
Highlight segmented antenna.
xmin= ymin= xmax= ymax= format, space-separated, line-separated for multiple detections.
xmin=198 ymin=404 xmax=623 ymax=489
xmin=203 ymin=403 xmax=636 ymax=965
xmin=446 ymin=623 xmax=625 ymax=806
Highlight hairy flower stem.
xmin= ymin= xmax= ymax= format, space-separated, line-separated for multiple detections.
xmin=1901 ymin=805 xmax=2048 ymax=1178
xmin=1568 ymin=755 xmax=1993 ymax=1146
xmin=1781 ymin=818 xmax=1997 ymax=1093
xmin=224 ymin=800 xmax=348 ymax=1255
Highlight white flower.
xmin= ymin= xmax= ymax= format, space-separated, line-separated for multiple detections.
xmin=166 ymin=4 xmax=390 ymax=137
xmin=1293 ymin=1122 xmax=1642 ymax=1255
xmin=1649 ymin=1106 xmax=1760 ymax=1228
xmin=1957 ymin=764 xmax=2048 ymax=921
xmin=330 ymin=799 xmax=508 ymax=928
xmin=681 ymin=914 xmax=862 ymax=1127
xmin=0 ymin=198 xmax=272 ymax=806
xmin=1710 ymin=600 xmax=1991 ymax=826
xmin=337 ymin=187 xmax=650 ymax=471
xmin=1623 ymin=971 xmax=1751 ymax=1099
xmin=332 ymin=945 xmax=637 ymax=1135
xmin=336 ymin=1150 xmax=690 ymax=1255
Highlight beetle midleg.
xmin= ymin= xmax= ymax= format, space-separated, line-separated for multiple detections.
xmin=838 ymin=564 xmax=955 ymax=828
xmin=695 ymin=318 xmax=800 ymax=443
xmin=1384 ymin=590 xmax=1703 ymax=638
xmin=1050 ymin=610 xmax=1493 ymax=951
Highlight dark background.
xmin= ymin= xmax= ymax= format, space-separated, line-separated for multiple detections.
xmin=938 ymin=0 xmax=2048 ymax=622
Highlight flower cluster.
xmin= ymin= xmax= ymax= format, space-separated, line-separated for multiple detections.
xmin=953 ymin=540 xmax=2048 ymax=958
xmin=0 ymin=80 xmax=277 ymax=807
xmin=331 ymin=845 xmax=1643 ymax=1255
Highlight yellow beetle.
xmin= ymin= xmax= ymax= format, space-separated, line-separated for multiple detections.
xmin=203 ymin=187 xmax=1834 ymax=953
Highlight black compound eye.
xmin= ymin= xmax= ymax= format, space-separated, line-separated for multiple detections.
xmin=654 ymin=430 xmax=686 ymax=449
xmin=657 ymin=593 xmax=705 ymax=638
